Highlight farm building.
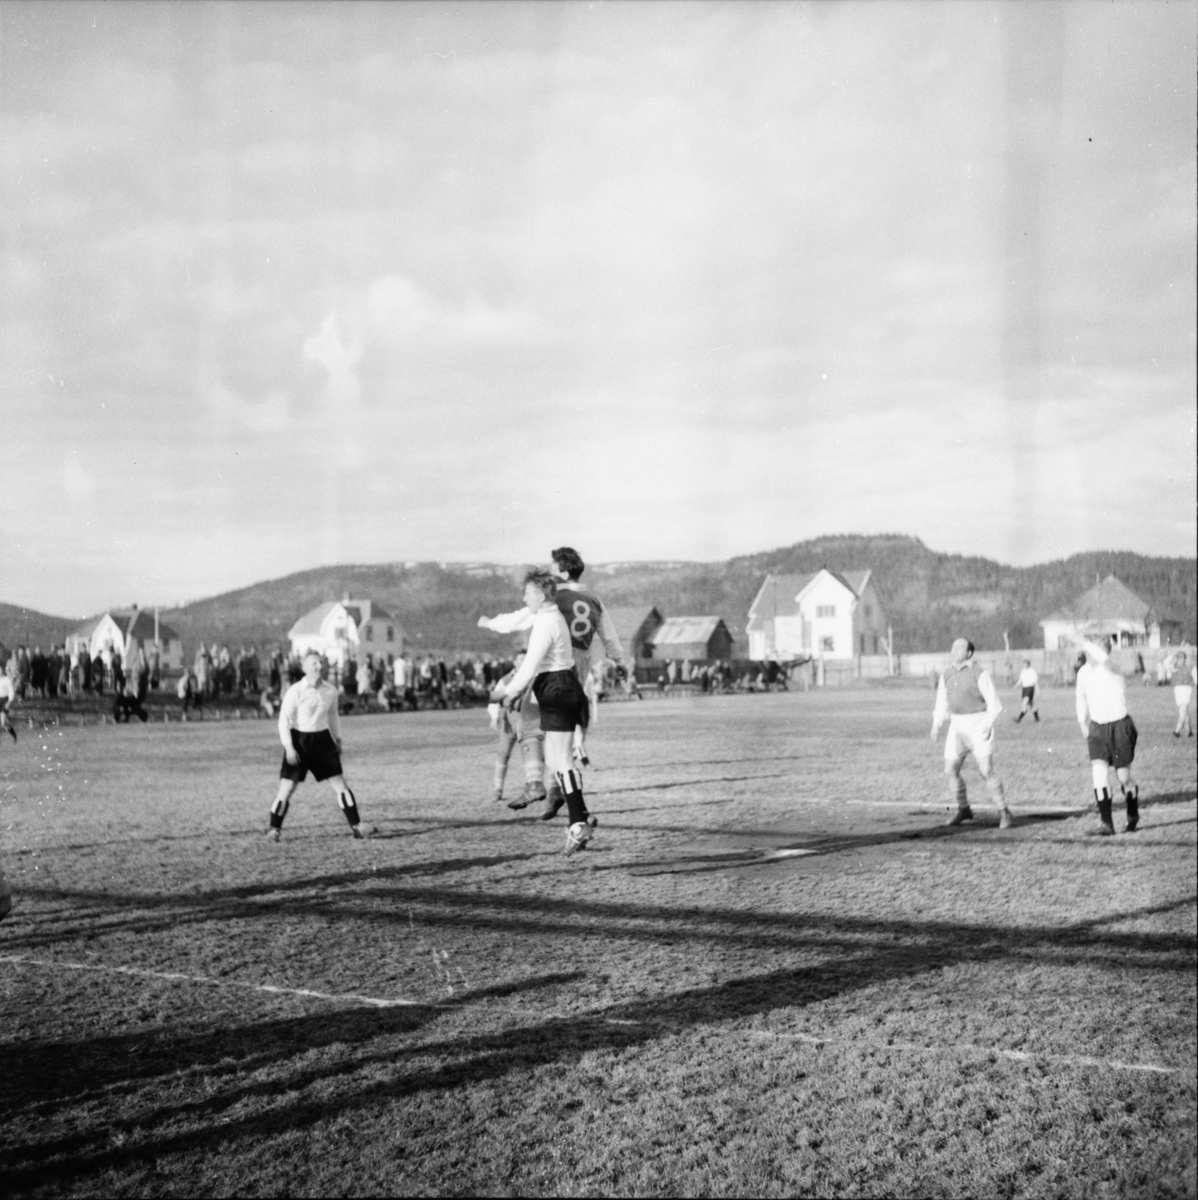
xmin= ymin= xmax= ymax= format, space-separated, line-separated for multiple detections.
xmin=606 ymin=606 xmax=665 ymax=665
xmin=66 ymin=608 xmax=184 ymax=670
xmin=650 ymin=616 xmax=734 ymax=664
xmin=1040 ymin=575 xmax=1183 ymax=650
xmin=747 ymin=568 xmax=887 ymax=662
xmin=288 ymin=597 xmax=403 ymax=668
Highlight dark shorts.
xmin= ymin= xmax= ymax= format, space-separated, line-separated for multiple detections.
xmin=1021 ymin=687 xmax=1035 ymax=702
xmin=1088 ymin=715 xmax=1137 ymax=768
xmin=533 ymin=669 xmax=589 ymax=733
xmin=280 ymin=729 xmax=343 ymax=782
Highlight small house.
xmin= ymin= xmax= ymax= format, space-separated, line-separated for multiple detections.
xmin=649 ymin=616 xmax=734 ymax=664
xmin=67 ymin=608 xmax=184 ymax=670
xmin=288 ymin=596 xmax=403 ymax=668
xmin=1040 ymin=575 xmax=1182 ymax=650
xmin=606 ymin=606 xmax=665 ymax=665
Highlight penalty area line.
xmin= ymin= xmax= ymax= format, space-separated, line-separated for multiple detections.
xmin=0 ymin=953 xmax=429 ymax=1009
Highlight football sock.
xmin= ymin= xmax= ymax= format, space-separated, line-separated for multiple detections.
xmin=338 ymin=788 xmax=361 ymax=827
xmin=986 ymin=777 xmax=1006 ymax=809
xmin=269 ymin=796 xmax=290 ymax=829
xmin=558 ymin=769 xmax=587 ymax=825
xmin=520 ymin=735 xmax=546 ymax=786
xmin=948 ymin=776 xmax=967 ymax=808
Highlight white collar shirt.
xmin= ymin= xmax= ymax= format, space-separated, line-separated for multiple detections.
xmin=278 ymin=676 xmax=342 ymax=749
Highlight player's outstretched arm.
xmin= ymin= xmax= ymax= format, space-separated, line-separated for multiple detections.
xmin=478 ymin=608 xmax=535 ymax=634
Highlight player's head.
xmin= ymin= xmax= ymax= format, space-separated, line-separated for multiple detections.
xmin=1022 ymin=658 xmax=1031 ymax=667
xmin=950 ymin=638 xmax=974 ymax=664
xmin=1100 ymin=635 xmax=1113 ymax=653
xmin=550 ymin=546 xmax=584 ymax=581
xmin=523 ymin=569 xmax=558 ymax=611
xmin=301 ymin=648 xmax=323 ymax=682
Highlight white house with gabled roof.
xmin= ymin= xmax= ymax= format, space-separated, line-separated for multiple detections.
xmin=747 ymin=569 xmax=887 ymax=662
xmin=287 ymin=596 xmax=403 ymax=669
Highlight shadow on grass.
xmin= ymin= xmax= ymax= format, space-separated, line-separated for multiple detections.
xmin=1 ymin=895 xmax=1193 ymax=1188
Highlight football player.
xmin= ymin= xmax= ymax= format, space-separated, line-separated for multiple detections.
xmin=267 ymin=649 xmax=369 ymax=841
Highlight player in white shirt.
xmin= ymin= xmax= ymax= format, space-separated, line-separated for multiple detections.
xmin=1074 ymin=636 xmax=1139 ymax=835
xmin=0 ymin=673 xmax=16 ymax=742
xmin=491 ymin=571 xmax=597 ymax=855
xmin=1014 ymin=660 xmax=1039 ymax=723
xmin=479 ymin=547 xmax=628 ymax=818
xmin=931 ymin=639 xmax=1012 ymax=829
xmin=267 ymin=649 xmax=369 ymax=841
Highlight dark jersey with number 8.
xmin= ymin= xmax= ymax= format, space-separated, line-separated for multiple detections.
xmin=553 ymin=588 xmax=603 ymax=652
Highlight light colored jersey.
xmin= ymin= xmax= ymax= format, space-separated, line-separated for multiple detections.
xmin=505 ymin=608 xmax=574 ymax=695
xmin=1075 ymin=642 xmax=1128 ymax=725
xmin=278 ymin=677 xmax=342 ymax=749
xmin=1018 ymin=666 xmax=1038 ymax=689
xmin=0 ymin=676 xmax=13 ymax=704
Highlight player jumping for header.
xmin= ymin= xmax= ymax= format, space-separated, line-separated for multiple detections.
xmin=479 ymin=546 xmax=629 ymax=817
xmin=267 ymin=648 xmax=369 ymax=841
xmin=931 ymin=638 xmax=1013 ymax=830
xmin=491 ymin=570 xmax=596 ymax=855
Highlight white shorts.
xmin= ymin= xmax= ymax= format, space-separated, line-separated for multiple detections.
xmin=1175 ymin=685 xmax=1194 ymax=708
xmin=945 ymin=712 xmax=995 ymax=765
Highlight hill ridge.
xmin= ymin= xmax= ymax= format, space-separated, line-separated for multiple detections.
xmin=3 ymin=536 xmax=1193 ymax=656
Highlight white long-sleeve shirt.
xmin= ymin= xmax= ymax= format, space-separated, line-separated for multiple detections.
xmin=481 ymin=581 xmax=628 ymax=670
xmin=501 ymin=608 xmax=574 ymax=697
xmin=1075 ymin=641 xmax=1128 ymax=727
xmin=278 ymin=677 xmax=342 ymax=750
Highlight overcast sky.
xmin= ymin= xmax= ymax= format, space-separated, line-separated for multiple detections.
xmin=2 ymin=1 xmax=1194 ymax=617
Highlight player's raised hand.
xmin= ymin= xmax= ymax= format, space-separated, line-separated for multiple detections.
xmin=477 ymin=616 xmax=491 ymax=629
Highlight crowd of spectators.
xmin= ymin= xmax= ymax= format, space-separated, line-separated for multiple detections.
xmin=1 ymin=641 xmax=165 ymax=701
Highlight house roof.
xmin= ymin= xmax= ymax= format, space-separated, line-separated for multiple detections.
xmin=288 ymin=601 xmax=340 ymax=639
xmin=361 ymin=603 xmax=393 ymax=622
xmin=1042 ymin=576 xmax=1151 ymax=624
xmin=118 ymin=609 xmax=181 ymax=643
xmin=747 ymin=569 xmax=873 ymax=631
xmin=72 ymin=610 xmax=180 ymax=644
xmin=651 ymin=616 xmax=729 ymax=646
xmin=606 ymin=606 xmax=663 ymax=646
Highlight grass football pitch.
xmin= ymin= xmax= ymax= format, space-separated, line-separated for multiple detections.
xmin=2 ymin=686 xmax=1195 ymax=1198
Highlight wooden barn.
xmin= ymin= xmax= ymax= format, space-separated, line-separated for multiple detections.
xmin=650 ymin=616 xmax=734 ymax=664
xmin=606 ymin=606 xmax=665 ymax=665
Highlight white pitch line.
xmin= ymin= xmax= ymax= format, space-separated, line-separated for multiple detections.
xmin=842 ymin=801 xmax=1088 ymax=814
xmin=0 ymin=954 xmax=427 ymax=1008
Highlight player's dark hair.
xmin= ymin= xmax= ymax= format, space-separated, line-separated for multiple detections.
xmin=550 ymin=546 xmax=585 ymax=580
xmin=964 ymin=640 xmax=974 ymax=657
xmin=523 ymin=569 xmax=558 ymax=598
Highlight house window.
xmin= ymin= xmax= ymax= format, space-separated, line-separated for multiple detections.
xmin=820 ymin=636 xmax=835 ymax=653
xmin=816 ymin=605 xmax=835 ymax=618
xmin=365 ymin=626 xmax=373 ymax=642
xmin=386 ymin=626 xmax=394 ymax=642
